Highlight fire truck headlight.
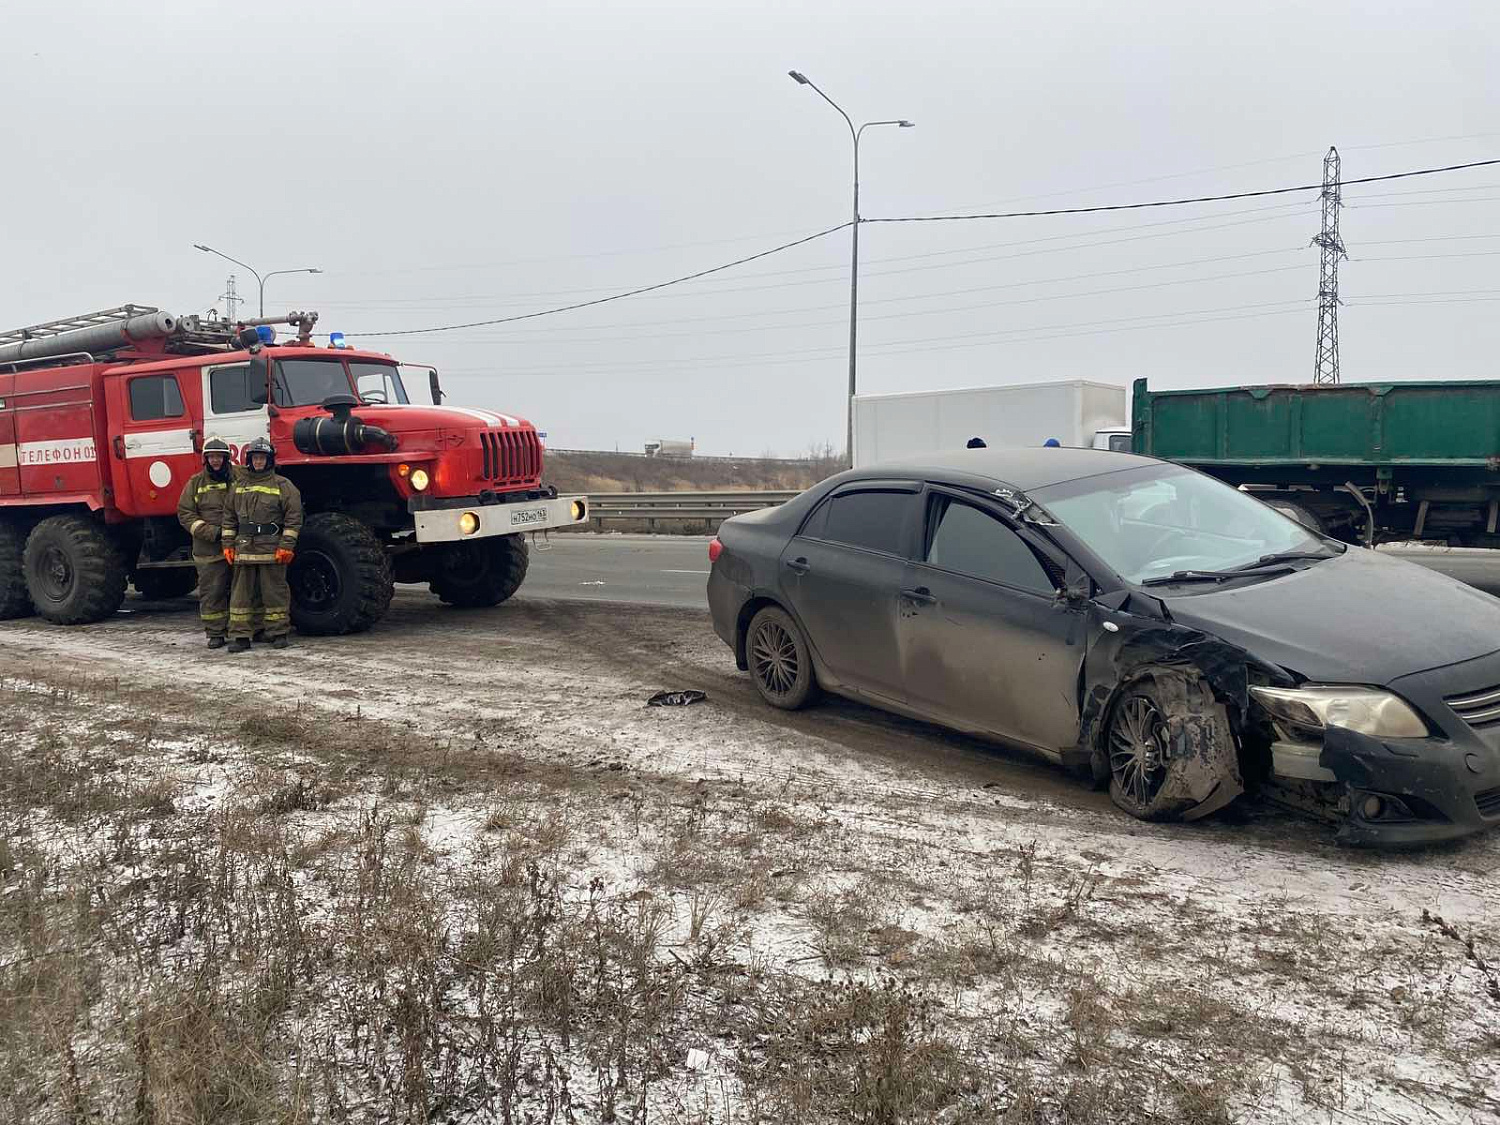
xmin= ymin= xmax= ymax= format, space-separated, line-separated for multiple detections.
xmin=458 ymin=512 xmax=480 ymax=536
xmin=409 ymin=468 xmax=430 ymax=492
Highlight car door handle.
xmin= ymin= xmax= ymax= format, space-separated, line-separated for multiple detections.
xmin=785 ymin=557 xmax=810 ymax=575
xmin=900 ymin=586 xmax=937 ymax=605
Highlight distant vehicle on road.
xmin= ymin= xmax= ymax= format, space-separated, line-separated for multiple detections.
xmin=707 ymin=447 xmax=1500 ymax=846
xmin=1132 ymin=377 xmax=1500 ymax=548
xmin=644 ymin=439 xmax=695 ymax=458
xmin=852 ymin=380 xmax=1127 ymax=467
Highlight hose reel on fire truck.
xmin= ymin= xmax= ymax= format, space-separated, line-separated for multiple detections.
xmin=293 ymin=395 xmax=400 ymax=456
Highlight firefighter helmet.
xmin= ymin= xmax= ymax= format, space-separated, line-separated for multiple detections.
xmin=202 ymin=436 xmax=233 ymax=479
xmin=244 ymin=436 xmax=275 ymax=469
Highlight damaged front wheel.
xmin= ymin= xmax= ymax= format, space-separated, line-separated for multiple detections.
xmin=1106 ymin=668 xmax=1242 ymax=823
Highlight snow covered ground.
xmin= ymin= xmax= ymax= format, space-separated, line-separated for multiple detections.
xmin=1 ymin=591 xmax=1497 ymax=1123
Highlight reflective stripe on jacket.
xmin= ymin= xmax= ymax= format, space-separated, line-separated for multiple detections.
xmin=222 ymin=470 xmax=304 ymax=563
xmin=176 ymin=469 xmax=235 ymax=559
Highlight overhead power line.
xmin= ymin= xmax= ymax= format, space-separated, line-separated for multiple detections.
xmin=345 ymin=223 xmax=851 ymax=338
xmin=863 ymin=159 xmax=1500 ymax=224
xmin=346 ymin=157 xmax=1499 ymax=338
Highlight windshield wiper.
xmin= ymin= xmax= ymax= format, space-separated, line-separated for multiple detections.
xmin=1141 ymin=565 xmax=1296 ymax=588
xmin=1229 ymin=547 xmax=1342 ymax=572
xmin=1141 ymin=570 xmax=1237 ymax=587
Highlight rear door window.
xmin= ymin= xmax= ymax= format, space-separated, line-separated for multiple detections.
xmin=924 ymin=496 xmax=1056 ymax=594
xmin=128 ymin=375 xmax=185 ymax=421
xmin=819 ymin=489 xmax=915 ymax=555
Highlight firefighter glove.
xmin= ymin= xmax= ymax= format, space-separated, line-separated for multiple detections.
xmin=223 ymin=548 xmax=236 ymax=565
xmin=275 ymin=548 xmax=294 ymax=565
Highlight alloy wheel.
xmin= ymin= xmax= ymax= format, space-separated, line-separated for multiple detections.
xmin=1109 ymin=694 xmax=1168 ymax=807
xmin=751 ymin=619 xmax=800 ymax=698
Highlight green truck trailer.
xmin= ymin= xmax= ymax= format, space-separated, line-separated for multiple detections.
xmin=1131 ymin=377 xmax=1500 ymax=547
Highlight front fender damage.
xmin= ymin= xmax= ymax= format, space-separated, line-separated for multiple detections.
xmin=1068 ymin=595 xmax=1288 ymax=820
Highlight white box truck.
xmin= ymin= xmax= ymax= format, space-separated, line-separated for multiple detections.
xmin=852 ymin=379 xmax=1130 ymax=468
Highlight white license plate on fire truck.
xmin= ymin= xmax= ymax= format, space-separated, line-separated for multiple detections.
xmin=509 ymin=506 xmax=548 ymax=527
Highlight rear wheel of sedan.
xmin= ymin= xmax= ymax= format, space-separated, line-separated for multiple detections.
xmin=746 ymin=605 xmax=819 ymax=710
xmin=1106 ymin=670 xmax=1239 ymax=822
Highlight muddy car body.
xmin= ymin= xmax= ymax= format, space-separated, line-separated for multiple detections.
xmin=707 ymin=448 xmax=1500 ymax=846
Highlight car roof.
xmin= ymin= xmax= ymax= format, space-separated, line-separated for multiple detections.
xmin=853 ymin=447 xmax=1162 ymax=491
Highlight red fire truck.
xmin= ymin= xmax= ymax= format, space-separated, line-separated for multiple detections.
xmin=0 ymin=305 xmax=587 ymax=633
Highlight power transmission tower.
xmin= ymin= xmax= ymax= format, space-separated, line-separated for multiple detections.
xmin=219 ymin=274 xmax=242 ymax=323
xmin=1312 ymin=146 xmax=1347 ymax=384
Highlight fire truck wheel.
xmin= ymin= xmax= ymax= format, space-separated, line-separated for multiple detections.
xmin=0 ymin=519 xmax=35 ymax=619
xmin=430 ymin=535 xmax=530 ymax=608
xmin=22 ymin=514 xmax=129 ymax=625
xmin=131 ymin=568 xmax=199 ymax=601
xmin=288 ymin=512 xmax=395 ymax=636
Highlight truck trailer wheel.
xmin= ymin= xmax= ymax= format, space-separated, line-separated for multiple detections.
xmin=288 ymin=512 xmax=394 ymax=636
xmin=132 ymin=567 xmax=199 ymax=600
xmin=23 ymin=515 xmax=129 ymax=625
xmin=430 ymin=535 xmax=529 ymax=608
xmin=0 ymin=519 xmax=34 ymax=620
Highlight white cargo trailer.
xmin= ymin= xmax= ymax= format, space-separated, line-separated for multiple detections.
xmin=643 ymin=438 xmax=695 ymax=457
xmin=852 ymin=380 xmax=1129 ymax=468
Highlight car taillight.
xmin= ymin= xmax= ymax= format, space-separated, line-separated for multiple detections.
xmin=708 ymin=538 xmax=724 ymax=563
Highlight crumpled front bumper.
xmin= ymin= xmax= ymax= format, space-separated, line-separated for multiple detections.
xmin=1319 ymin=726 xmax=1500 ymax=847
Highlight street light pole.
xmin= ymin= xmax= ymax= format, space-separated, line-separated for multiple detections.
xmin=789 ymin=71 xmax=912 ymax=467
xmin=193 ymin=244 xmax=321 ymax=317
xmin=259 ymin=267 xmax=324 ymax=317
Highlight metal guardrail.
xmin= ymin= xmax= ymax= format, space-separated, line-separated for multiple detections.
xmin=584 ymin=490 xmax=798 ymax=523
xmin=551 ymin=448 xmax=824 ymax=467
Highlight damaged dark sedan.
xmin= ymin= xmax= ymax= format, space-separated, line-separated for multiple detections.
xmin=707 ymin=448 xmax=1500 ymax=846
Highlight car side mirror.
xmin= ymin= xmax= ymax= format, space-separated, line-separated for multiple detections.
xmin=247 ymin=353 xmax=271 ymax=405
xmin=1062 ymin=559 xmax=1093 ymax=605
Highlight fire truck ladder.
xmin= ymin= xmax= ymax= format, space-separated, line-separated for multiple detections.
xmin=0 ymin=304 xmax=165 ymax=348
xmin=0 ymin=305 xmax=320 ymax=368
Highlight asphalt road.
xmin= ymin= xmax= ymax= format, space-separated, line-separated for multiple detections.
xmin=524 ymin=534 xmax=713 ymax=608
xmin=521 ymin=533 xmax=1500 ymax=609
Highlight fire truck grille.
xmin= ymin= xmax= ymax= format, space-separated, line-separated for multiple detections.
xmin=479 ymin=429 xmax=541 ymax=487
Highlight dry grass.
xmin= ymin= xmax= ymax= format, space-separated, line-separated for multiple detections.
xmin=544 ymin=449 xmax=841 ymax=496
xmin=2 ymin=666 xmax=1498 ymax=1124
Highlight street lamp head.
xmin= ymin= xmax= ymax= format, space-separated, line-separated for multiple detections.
xmin=788 ymin=70 xmax=809 ymax=85
xmin=898 ymin=120 xmax=915 ymax=128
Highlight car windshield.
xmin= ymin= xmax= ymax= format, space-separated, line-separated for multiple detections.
xmin=1033 ymin=465 xmax=1327 ymax=584
xmin=273 ymin=359 xmax=355 ymax=407
xmin=350 ymin=362 xmax=409 ymax=405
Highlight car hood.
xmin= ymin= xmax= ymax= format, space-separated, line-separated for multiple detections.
xmin=1155 ymin=547 xmax=1500 ymax=685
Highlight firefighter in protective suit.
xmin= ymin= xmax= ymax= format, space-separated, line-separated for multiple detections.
xmin=176 ymin=436 xmax=236 ymax=649
xmin=223 ymin=437 xmax=303 ymax=652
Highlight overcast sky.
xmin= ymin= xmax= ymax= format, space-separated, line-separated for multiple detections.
xmin=3 ymin=1 xmax=1497 ymax=455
